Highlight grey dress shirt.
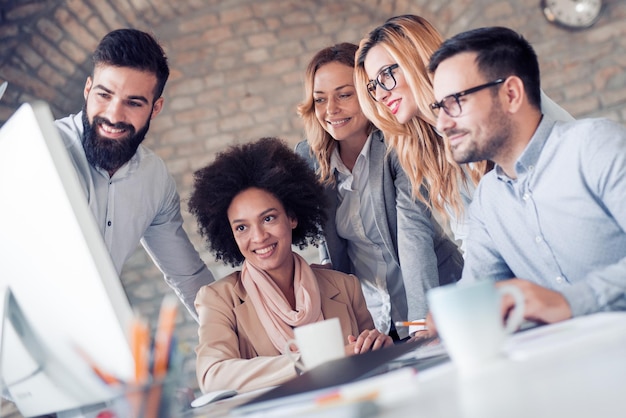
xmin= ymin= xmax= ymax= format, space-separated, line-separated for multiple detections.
xmin=462 ymin=116 xmax=626 ymax=316
xmin=296 ymin=130 xmax=464 ymax=337
xmin=55 ymin=112 xmax=215 ymax=320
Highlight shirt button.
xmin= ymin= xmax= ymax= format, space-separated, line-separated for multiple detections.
xmin=528 ymin=165 xmax=534 ymax=171
xmin=556 ymin=276 xmax=564 ymax=284
xmin=535 ymin=236 xmax=543 ymax=243
xmin=523 ymin=193 xmax=530 ymax=201
xmin=107 ymin=221 xmax=112 ymax=226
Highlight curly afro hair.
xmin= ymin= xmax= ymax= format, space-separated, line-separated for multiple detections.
xmin=188 ymin=137 xmax=328 ymax=267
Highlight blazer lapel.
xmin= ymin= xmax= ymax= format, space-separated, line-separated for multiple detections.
xmin=232 ymin=277 xmax=281 ymax=356
xmin=317 ymin=274 xmax=354 ymax=340
xmin=368 ymin=132 xmax=398 ymax=264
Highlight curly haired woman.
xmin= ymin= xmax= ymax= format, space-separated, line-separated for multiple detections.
xmin=189 ymin=137 xmax=392 ymax=393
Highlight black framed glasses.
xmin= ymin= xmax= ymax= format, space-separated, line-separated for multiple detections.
xmin=430 ymin=78 xmax=505 ymax=118
xmin=366 ymin=64 xmax=400 ymax=101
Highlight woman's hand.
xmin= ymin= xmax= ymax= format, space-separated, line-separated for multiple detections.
xmin=345 ymin=329 xmax=393 ymax=355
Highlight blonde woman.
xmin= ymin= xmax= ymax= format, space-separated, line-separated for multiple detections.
xmin=295 ymin=43 xmax=463 ymax=341
xmin=355 ymin=15 xmax=573 ymax=248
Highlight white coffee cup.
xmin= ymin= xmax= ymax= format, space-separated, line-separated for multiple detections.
xmin=427 ymin=280 xmax=525 ymax=377
xmin=284 ymin=317 xmax=345 ymax=372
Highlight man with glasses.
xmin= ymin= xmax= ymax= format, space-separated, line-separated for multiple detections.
xmin=428 ymin=26 xmax=626 ymax=324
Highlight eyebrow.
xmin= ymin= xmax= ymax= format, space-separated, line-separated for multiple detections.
xmin=373 ymin=63 xmax=395 ymax=78
xmin=93 ymin=84 xmax=150 ymax=105
xmin=313 ymin=84 xmax=354 ymax=95
xmin=230 ymin=207 xmax=278 ymax=225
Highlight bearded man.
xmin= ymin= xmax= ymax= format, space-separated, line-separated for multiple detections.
xmin=55 ymin=29 xmax=214 ymax=321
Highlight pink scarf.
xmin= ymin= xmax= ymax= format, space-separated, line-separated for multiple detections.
xmin=241 ymin=252 xmax=323 ymax=353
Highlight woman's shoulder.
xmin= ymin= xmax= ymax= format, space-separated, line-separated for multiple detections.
xmin=197 ymin=271 xmax=242 ymax=299
xmin=311 ymin=267 xmax=358 ymax=290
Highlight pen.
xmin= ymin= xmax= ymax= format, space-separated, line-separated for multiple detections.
xmin=74 ymin=345 xmax=122 ymax=386
xmin=395 ymin=320 xmax=427 ymax=327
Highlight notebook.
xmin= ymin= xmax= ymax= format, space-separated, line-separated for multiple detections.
xmin=233 ymin=338 xmax=449 ymax=415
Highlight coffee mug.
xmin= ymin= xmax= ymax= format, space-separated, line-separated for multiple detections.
xmin=427 ymin=280 xmax=525 ymax=376
xmin=284 ymin=317 xmax=345 ymax=372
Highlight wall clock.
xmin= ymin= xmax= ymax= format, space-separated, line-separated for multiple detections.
xmin=541 ymin=0 xmax=603 ymax=29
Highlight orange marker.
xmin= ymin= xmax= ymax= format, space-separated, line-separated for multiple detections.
xmin=152 ymin=295 xmax=178 ymax=378
xmin=130 ymin=314 xmax=151 ymax=384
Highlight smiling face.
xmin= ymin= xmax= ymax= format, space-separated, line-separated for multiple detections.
xmin=313 ymin=61 xmax=370 ymax=145
xmin=227 ymin=187 xmax=298 ymax=281
xmin=82 ymin=65 xmax=163 ymax=173
xmin=363 ymin=44 xmax=417 ymax=125
xmin=432 ymin=52 xmax=512 ymax=165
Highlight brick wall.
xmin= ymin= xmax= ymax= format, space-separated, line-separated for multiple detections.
xmin=1 ymin=0 xmax=625 ymax=413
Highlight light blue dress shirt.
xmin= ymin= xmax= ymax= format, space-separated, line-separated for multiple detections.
xmin=448 ymin=90 xmax=576 ymax=254
xmin=55 ymin=112 xmax=215 ymax=320
xmin=462 ymin=116 xmax=626 ymax=316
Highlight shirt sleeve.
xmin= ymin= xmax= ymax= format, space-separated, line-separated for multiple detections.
xmin=141 ymin=177 xmax=215 ymax=322
xmin=559 ymin=121 xmax=626 ymax=315
xmin=390 ymin=151 xmax=442 ymax=320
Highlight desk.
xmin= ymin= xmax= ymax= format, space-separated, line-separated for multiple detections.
xmin=189 ymin=312 xmax=626 ymax=418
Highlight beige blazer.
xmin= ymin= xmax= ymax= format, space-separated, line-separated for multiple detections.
xmin=195 ymin=266 xmax=375 ymax=393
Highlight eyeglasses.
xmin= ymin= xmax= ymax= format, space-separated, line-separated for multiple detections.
xmin=430 ymin=79 xmax=505 ymax=118
xmin=366 ymin=64 xmax=400 ymax=101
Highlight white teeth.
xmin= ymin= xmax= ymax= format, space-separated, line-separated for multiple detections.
xmin=101 ymin=124 xmax=124 ymax=134
xmin=255 ymin=244 xmax=275 ymax=255
xmin=328 ymin=119 xmax=349 ymax=125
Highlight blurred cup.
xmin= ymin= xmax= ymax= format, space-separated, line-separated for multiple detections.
xmin=285 ymin=317 xmax=345 ymax=372
xmin=427 ymin=280 xmax=524 ymax=377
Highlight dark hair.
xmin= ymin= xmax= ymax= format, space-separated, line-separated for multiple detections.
xmin=188 ymin=137 xmax=327 ymax=267
xmin=428 ymin=26 xmax=541 ymax=109
xmin=92 ymin=28 xmax=170 ymax=100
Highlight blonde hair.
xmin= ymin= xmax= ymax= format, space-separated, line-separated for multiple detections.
xmin=355 ymin=15 xmax=486 ymax=219
xmin=297 ymin=43 xmax=374 ymax=185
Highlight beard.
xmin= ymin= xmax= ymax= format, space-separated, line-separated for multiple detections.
xmin=447 ymin=99 xmax=512 ymax=165
xmin=81 ymin=103 xmax=151 ymax=173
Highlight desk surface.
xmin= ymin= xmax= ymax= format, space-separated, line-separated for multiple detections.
xmin=190 ymin=312 xmax=626 ymax=418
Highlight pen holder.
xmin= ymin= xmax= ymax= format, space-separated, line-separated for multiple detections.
xmin=114 ymin=373 xmax=187 ymax=418
xmin=56 ymin=346 xmax=193 ymax=418
xmin=56 ymin=371 xmax=190 ymax=418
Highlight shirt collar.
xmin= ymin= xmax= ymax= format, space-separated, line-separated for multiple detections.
xmin=495 ymin=114 xmax=557 ymax=182
xmin=330 ymin=132 xmax=373 ymax=176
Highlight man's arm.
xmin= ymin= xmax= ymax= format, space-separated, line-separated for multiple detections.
xmin=142 ymin=183 xmax=215 ymax=322
xmin=557 ymin=120 xmax=626 ymax=316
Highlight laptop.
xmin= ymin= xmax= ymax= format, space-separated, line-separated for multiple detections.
xmin=233 ymin=338 xmax=449 ymax=415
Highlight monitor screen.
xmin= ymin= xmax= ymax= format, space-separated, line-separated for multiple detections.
xmin=0 ymin=102 xmax=135 ymax=416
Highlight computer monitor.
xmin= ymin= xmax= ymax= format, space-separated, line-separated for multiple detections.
xmin=0 ymin=102 xmax=135 ymax=416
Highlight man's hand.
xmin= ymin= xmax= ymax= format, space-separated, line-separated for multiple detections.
xmin=346 ymin=329 xmax=393 ymax=355
xmin=497 ymin=278 xmax=572 ymax=324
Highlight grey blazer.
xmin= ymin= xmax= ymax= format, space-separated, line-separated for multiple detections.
xmin=295 ymin=130 xmax=463 ymax=328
